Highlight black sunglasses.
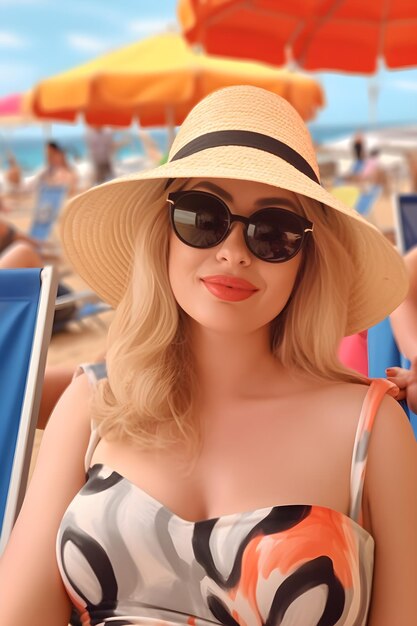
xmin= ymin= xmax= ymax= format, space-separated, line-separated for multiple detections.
xmin=167 ymin=190 xmax=313 ymax=263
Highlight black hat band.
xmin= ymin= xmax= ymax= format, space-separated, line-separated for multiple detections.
xmin=170 ymin=130 xmax=320 ymax=184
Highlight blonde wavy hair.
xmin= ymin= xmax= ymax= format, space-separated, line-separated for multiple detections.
xmin=92 ymin=180 xmax=367 ymax=450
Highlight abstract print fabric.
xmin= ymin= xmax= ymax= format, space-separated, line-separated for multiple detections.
xmin=57 ymin=378 xmax=396 ymax=626
xmin=57 ymin=464 xmax=374 ymax=626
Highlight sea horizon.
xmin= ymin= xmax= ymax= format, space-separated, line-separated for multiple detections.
xmin=1 ymin=119 xmax=416 ymax=175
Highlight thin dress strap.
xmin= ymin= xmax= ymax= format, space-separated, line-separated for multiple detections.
xmin=349 ymin=378 xmax=398 ymax=523
xmin=73 ymin=361 xmax=107 ymax=472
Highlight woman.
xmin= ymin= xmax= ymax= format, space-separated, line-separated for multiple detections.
xmin=0 ymin=86 xmax=415 ymax=626
xmin=37 ymin=141 xmax=78 ymax=196
xmin=0 ymin=218 xmax=39 ymax=254
xmin=387 ymin=245 xmax=417 ymax=413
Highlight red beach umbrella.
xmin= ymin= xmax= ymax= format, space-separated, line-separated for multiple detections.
xmin=178 ymin=0 xmax=417 ymax=73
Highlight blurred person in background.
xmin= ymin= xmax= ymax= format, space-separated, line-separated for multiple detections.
xmin=4 ymin=153 xmax=22 ymax=194
xmin=0 ymin=153 xmax=23 ymax=211
xmin=0 ymin=217 xmax=40 ymax=253
xmin=387 ymin=245 xmax=417 ymax=412
xmin=343 ymin=145 xmax=391 ymax=194
xmin=86 ymin=126 xmax=118 ymax=184
xmin=39 ymin=141 xmax=78 ymax=195
xmin=22 ymin=141 xmax=78 ymax=196
xmin=0 ymin=238 xmax=77 ymax=333
xmin=405 ymin=150 xmax=417 ymax=193
xmin=136 ymin=126 xmax=164 ymax=166
xmin=350 ymin=132 xmax=366 ymax=175
xmin=359 ymin=147 xmax=381 ymax=183
xmin=339 ymin=244 xmax=417 ymax=415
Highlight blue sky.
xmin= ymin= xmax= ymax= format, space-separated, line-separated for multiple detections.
xmin=2 ymin=0 xmax=417 ymax=133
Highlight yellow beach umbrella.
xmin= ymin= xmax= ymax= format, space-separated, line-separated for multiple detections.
xmin=30 ymin=33 xmax=324 ymax=127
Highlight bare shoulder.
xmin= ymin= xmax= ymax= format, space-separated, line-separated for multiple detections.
xmin=365 ymin=390 xmax=417 ymax=490
xmin=42 ymin=369 xmax=94 ymax=441
xmin=311 ymin=376 xmax=417 ymax=500
xmin=298 ymin=375 xmax=369 ymax=400
xmin=317 ymin=378 xmax=414 ymax=432
xmin=303 ymin=378 xmax=372 ymax=422
xmin=318 ymin=379 xmax=417 ymax=624
xmin=7 ymin=370 xmax=95 ymax=537
xmin=31 ymin=371 xmax=95 ymax=495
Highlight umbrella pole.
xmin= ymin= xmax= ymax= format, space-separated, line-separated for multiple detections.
xmin=0 ymin=129 xmax=10 ymax=168
xmin=42 ymin=122 xmax=52 ymax=140
xmin=166 ymin=106 xmax=175 ymax=151
xmin=368 ymin=77 xmax=379 ymax=127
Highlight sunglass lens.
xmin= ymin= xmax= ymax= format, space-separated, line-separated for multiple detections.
xmin=172 ymin=193 xmax=228 ymax=248
xmin=247 ymin=209 xmax=305 ymax=261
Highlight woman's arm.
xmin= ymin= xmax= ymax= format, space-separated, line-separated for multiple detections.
xmin=38 ymin=365 xmax=76 ymax=429
xmin=365 ymin=394 xmax=417 ymax=626
xmin=0 ymin=374 xmax=93 ymax=626
xmin=387 ymin=247 xmax=417 ymax=412
xmin=390 ymin=246 xmax=417 ymax=361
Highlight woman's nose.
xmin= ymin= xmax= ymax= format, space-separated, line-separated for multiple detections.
xmin=215 ymin=223 xmax=251 ymax=266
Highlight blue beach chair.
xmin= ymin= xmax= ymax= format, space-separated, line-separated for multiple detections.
xmin=0 ymin=266 xmax=58 ymax=553
xmin=54 ymin=289 xmax=112 ymax=332
xmin=393 ymin=193 xmax=417 ymax=254
xmin=330 ymin=184 xmax=381 ymax=218
xmin=355 ymin=184 xmax=381 ymax=217
xmin=28 ymin=184 xmax=67 ymax=241
xmin=367 ymin=317 xmax=417 ymax=439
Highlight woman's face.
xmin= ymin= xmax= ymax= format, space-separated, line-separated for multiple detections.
xmin=168 ymin=178 xmax=306 ymax=335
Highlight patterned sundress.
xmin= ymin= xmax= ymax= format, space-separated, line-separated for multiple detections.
xmin=57 ymin=373 xmax=396 ymax=626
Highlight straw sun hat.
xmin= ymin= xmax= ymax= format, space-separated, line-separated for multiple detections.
xmin=61 ymin=85 xmax=408 ymax=336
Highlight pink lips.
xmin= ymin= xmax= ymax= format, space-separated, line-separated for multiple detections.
xmin=201 ymin=275 xmax=258 ymax=302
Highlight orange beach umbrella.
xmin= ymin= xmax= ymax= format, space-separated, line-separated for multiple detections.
xmin=30 ymin=33 xmax=324 ymax=126
xmin=179 ymin=0 xmax=417 ymax=73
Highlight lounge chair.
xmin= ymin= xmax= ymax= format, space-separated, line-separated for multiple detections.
xmin=393 ymin=192 xmax=417 ymax=253
xmin=355 ymin=184 xmax=381 ymax=217
xmin=54 ymin=289 xmax=112 ymax=332
xmin=0 ymin=266 xmax=58 ymax=553
xmin=29 ymin=184 xmax=67 ymax=242
xmin=330 ymin=184 xmax=381 ymax=218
